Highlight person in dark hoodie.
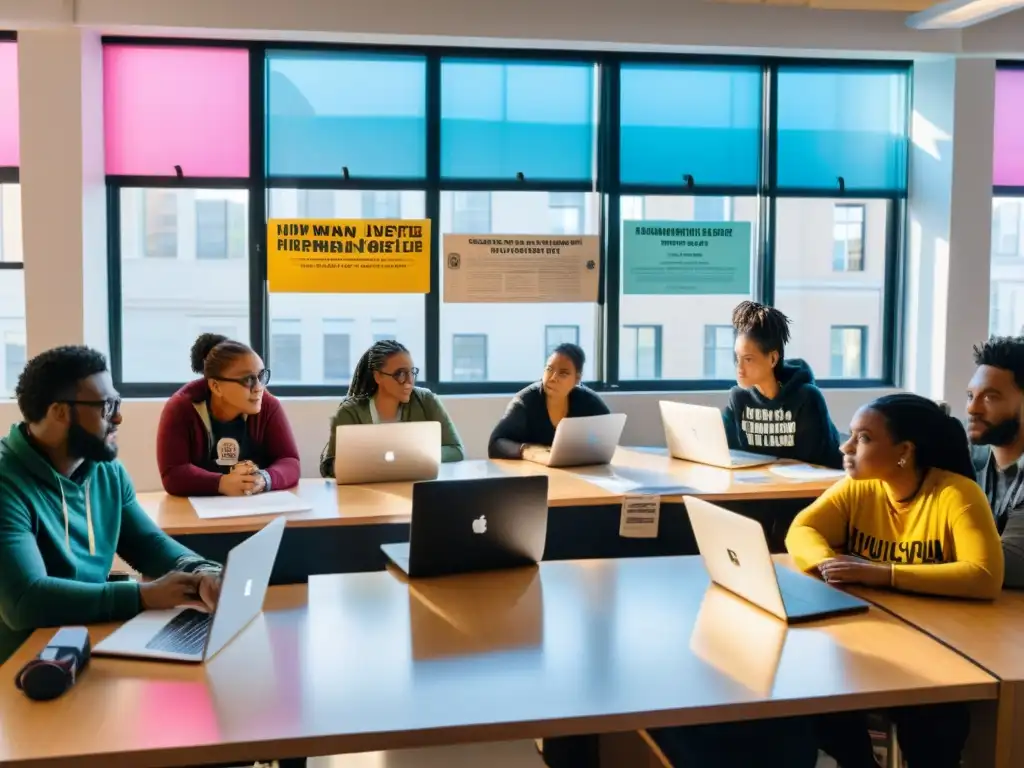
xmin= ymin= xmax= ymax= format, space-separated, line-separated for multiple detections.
xmin=723 ymin=301 xmax=843 ymax=469
xmin=0 ymin=346 xmax=222 ymax=664
xmin=156 ymin=334 xmax=301 ymax=496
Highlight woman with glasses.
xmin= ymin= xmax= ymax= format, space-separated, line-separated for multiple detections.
xmin=319 ymin=339 xmax=465 ymax=477
xmin=488 ymin=342 xmax=610 ymax=462
xmin=156 ymin=333 xmax=301 ymax=496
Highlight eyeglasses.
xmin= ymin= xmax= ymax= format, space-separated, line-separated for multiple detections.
xmin=379 ymin=367 xmax=419 ymax=385
xmin=64 ymin=398 xmax=122 ymax=420
xmin=214 ymin=369 xmax=272 ymax=392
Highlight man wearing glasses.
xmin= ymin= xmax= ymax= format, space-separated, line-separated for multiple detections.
xmin=0 ymin=345 xmax=222 ymax=664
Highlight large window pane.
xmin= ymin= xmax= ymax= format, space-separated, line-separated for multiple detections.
xmin=267 ymin=190 xmax=426 ymax=386
xmin=118 ymin=188 xmax=250 ymax=383
xmin=0 ymin=42 xmax=18 ymax=167
xmin=990 ymin=197 xmax=1024 ymax=336
xmin=104 ymin=45 xmax=249 ymax=177
xmin=994 ymin=68 xmax=1024 ymax=187
xmin=0 ymin=268 xmax=26 ymax=398
xmin=441 ymin=60 xmax=596 ymax=182
xmin=619 ymin=196 xmax=758 ymax=380
xmin=775 ymin=66 xmax=908 ymax=192
xmin=774 ymin=198 xmax=888 ymax=380
xmin=620 ymin=63 xmax=761 ymax=188
xmin=1 ymin=183 xmax=22 ymax=264
xmin=440 ymin=191 xmax=600 ymax=382
xmin=267 ymin=52 xmax=426 ymax=179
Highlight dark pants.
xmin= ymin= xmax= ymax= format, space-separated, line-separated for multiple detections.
xmin=542 ymin=717 xmax=819 ymax=768
xmin=817 ymin=703 xmax=971 ymax=768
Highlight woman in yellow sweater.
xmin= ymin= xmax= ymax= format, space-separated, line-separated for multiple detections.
xmin=787 ymin=392 xmax=1004 ymax=768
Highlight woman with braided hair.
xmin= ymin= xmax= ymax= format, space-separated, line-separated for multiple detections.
xmin=723 ymin=300 xmax=843 ymax=468
xmin=319 ymin=340 xmax=464 ymax=477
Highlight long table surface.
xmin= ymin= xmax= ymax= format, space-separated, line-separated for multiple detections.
xmin=138 ymin=449 xmax=839 ymax=536
xmin=0 ymin=556 xmax=995 ymax=768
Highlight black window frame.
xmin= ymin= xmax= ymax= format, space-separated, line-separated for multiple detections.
xmin=101 ymin=37 xmax=909 ymax=398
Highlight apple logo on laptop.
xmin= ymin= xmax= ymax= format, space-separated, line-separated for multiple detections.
xmin=472 ymin=515 xmax=488 ymax=534
xmin=384 ymin=451 xmax=395 ymax=463
xmin=244 ymin=578 xmax=253 ymax=597
xmin=727 ymin=549 xmax=740 ymax=567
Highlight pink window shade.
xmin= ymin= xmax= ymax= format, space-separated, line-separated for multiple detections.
xmin=104 ymin=45 xmax=249 ymax=177
xmin=0 ymin=42 xmax=18 ymax=167
xmin=994 ymin=68 xmax=1024 ymax=187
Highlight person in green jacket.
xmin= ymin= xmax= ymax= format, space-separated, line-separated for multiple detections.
xmin=319 ymin=339 xmax=465 ymax=477
xmin=0 ymin=346 xmax=222 ymax=664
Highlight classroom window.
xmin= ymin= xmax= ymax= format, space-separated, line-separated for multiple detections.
xmin=440 ymin=191 xmax=599 ymax=383
xmin=271 ymin=319 xmax=303 ymax=382
xmin=300 ymin=190 xmax=336 ymax=219
xmin=619 ymin=195 xmax=756 ymax=380
xmin=990 ymin=198 xmax=1024 ymax=337
xmin=451 ymin=192 xmax=491 ymax=233
xmin=452 ymin=334 xmax=488 ymax=382
xmin=832 ymin=204 xmax=865 ymax=272
xmin=3 ymin=334 xmax=25 ymax=395
xmin=548 ymin=193 xmax=586 ymax=235
xmin=362 ymin=191 xmax=402 ymax=219
xmin=693 ymin=197 xmax=731 ymax=222
xmin=116 ymin=188 xmax=250 ymax=384
xmin=622 ymin=325 xmax=662 ymax=380
xmin=830 ymin=325 xmax=867 ymax=379
xmin=702 ymin=325 xmax=734 ymax=379
xmin=2 ymin=38 xmax=25 ymax=399
xmin=545 ymin=325 xmax=580 ymax=358
xmin=266 ymin=189 xmax=426 ymax=387
xmin=323 ymin=320 xmax=352 ymax=383
xmin=992 ymin=200 xmax=1023 ymax=258
xmin=775 ymin=198 xmax=888 ymax=381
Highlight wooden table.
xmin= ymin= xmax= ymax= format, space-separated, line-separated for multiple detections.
xmin=0 ymin=557 xmax=996 ymax=768
xmin=846 ymin=584 xmax=1024 ymax=768
xmin=138 ymin=455 xmax=839 ymax=584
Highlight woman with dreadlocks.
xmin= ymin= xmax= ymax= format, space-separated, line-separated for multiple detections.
xmin=723 ymin=300 xmax=843 ymax=468
xmin=319 ymin=340 xmax=464 ymax=477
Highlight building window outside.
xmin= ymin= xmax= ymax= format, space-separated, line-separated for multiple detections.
xmin=993 ymin=200 xmax=1023 ymax=257
xmin=362 ymin=191 xmax=402 ymax=219
xmin=301 ymin=190 xmax=336 ymax=219
xmin=196 ymin=199 xmax=246 ymax=260
xmin=4 ymin=339 xmax=26 ymax=394
xmin=143 ymin=190 xmax=178 ymax=258
xmin=693 ymin=196 xmax=730 ymax=222
xmin=452 ymin=192 xmax=491 ymax=233
xmin=271 ymin=319 xmax=303 ymax=382
xmin=832 ymin=204 xmax=865 ymax=272
xmin=548 ymin=192 xmax=586 ymax=235
xmin=545 ymin=325 xmax=580 ymax=359
xmin=703 ymin=325 xmax=734 ymax=378
xmin=830 ymin=325 xmax=867 ymax=378
xmin=622 ymin=325 xmax=662 ymax=379
xmin=323 ymin=320 xmax=353 ymax=383
xmin=452 ymin=334 xmax=487 ymax=381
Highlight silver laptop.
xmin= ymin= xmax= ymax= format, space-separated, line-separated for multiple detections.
xmin=660 ymin=400 xmax=775 ymax=469
xmin=93 ymin=517 xmax=285 ymax=663
xmin=685 ymin=496 xmax=868 ymax=624
xmin=334 ymin=421 xmax=441 ymax=484
xmin=542 ymin=413 xmax=627 ymax=468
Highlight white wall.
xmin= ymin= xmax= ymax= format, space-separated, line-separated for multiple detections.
xmin=0 ymin=388 xmax=889 ymax=493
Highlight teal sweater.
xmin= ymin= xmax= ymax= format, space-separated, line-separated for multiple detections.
xmin=320 ymin=387 xmax=465 ymax=477
xmin=0 ymin=424 xmax=218 ymax=663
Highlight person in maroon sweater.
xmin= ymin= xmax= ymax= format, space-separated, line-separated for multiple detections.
xmin=156 ymin=334 xmax=301 ymax=497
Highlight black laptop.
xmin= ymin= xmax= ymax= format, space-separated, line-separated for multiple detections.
xmin=381 ymin=475 xmax=549 ymax=578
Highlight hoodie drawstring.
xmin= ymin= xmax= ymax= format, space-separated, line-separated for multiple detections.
xmin=58 ymin=477 xmax=96 ymax=557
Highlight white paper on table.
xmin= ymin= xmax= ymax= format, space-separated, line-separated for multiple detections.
xmin=619 ymin=494 xmax=661 ymax=538
xmin=188 ymin=491 xmax=313 ymax=519
xmin=768 ymin=464 xmax=846 ymax=482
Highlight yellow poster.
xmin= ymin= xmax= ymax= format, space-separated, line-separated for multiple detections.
xmin=267 ymin=219 xmax=431 ymax=294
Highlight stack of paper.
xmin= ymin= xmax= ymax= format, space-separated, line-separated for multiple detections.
xmin=188 ymin=491 xmax=313 ymax=520
xmin=769 ymin=464 xmax=846 ymax=482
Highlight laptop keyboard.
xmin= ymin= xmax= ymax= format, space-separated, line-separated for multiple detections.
xmin=145 ymin=608 xmax=212 ymax=655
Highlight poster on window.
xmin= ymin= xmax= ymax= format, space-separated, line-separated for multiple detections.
xmin=622 ymin=221 xmax=751 ymax=295
xmin=267 ymin=219 xmax=431 ymax=293
xmin=442 ymin=235 xmax=600 ymax=304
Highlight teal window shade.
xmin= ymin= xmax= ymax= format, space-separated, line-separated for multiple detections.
xmin=620 ymin=64 xmax=762 ymax=188
xmin=775 ymin=66 xmax=908 ymax=193
xmin=266 ymin=51 xmax=426 ymax=179
xmin=441 ymin=60 xmax=596 ymax=181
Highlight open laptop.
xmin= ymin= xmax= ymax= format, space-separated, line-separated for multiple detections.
xmin=93 ymin=516 xmax=286 ymax=663
xmin=381 ymin=475 xmax=548 ymax=578
xmin=685 ymin=496 xmax=868 ymax=624
xmin=334 ymin=421 xmax=441 ymax=484
xmin=537 ymin=413 xmax=627 ymax=468
xmin=660 ymin=400 xmax=775 ymax=469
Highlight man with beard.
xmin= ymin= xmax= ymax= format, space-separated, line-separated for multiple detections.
xmin=0 ymin=346 xmax=222 ymax=663
xmin=966 ymin=336 xmax=1024 ymax=588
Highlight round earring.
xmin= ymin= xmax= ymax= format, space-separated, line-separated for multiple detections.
xmin=897 ymin=457 xmax=906 ymax=468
